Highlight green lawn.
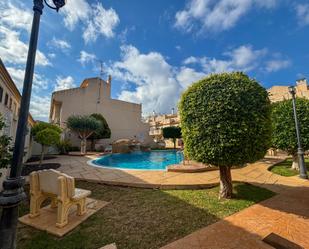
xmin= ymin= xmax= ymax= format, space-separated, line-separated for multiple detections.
xmin=16 ymin=181 xmax=274 ymax=249
xmin=270 ymin=158 xmax=309 ymax=177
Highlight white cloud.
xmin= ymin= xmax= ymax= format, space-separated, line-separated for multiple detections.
xmin=30 ymin=95 xmax=51 ymax=121
xmin=49 ymin=37 xmax=71 ymax=51
xmin=107 ymin=44 xmax=290 ymax=115
xmin=107 ymin=45 xmax=204 ymax=115
xmin=175 ymin=0 xmax=277 ymax=33
xmin=0 ymin=26 xmax=50 ymax=66
xmin=0 ymin=2 xmax=32 ymax=32
xmin=295 ymin=4 xmax=309 ymax=26
xmin=83 ymin=3 xmax=120 ymax=43
xmin=0 ymin=2 xmax=50 ymax=67
xmin=54 ymin=76 xmax=76 ymax=91
xmin=78 ymin=51 xmax=96 ymax=65
xmin=48 ymin=53 xmax=56 ymax=59
xmin=6 ymin=67 xmax=48 ymax=92
xmin=61 ymin=0 xmax=90 ymax=30
xmin=61 ymin=0 xmax=120 ymax=43
xmin=183 ymin=45 xmax=267 ymax=73
xmin=183 ymin=56 xmax=199 ymax=64
xmin=265 ymin=59 xmax=291 ymax=72
xmin=177 ymin=67 xmax=205 ymax=88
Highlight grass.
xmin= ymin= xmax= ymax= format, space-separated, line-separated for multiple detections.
xmin=270 ymin=158 xmax=309 ymax=177
xmin=16 ymin=181 xmax=275 ymax=249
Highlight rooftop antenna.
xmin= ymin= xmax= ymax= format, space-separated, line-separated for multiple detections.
xmin=99 ymin=60 xmax=104 ymax=79
xmin=96 ymin=60 xmax=104 ymax=105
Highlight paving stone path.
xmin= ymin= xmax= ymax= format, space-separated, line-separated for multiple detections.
xmin=48 ymin=155 xmax=309 ymax=248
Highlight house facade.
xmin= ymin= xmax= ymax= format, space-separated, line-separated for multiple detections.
xmin=0 ymin=58 xmax=34 ymax=161
xmin=145 ymin=112 xmax=181 ymax=148
xmin=268 ymin=78 xmax=309 ymax=102
xmin=49 ymin=76 xmax=151 ymax=148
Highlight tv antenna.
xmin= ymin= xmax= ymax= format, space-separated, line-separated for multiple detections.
xmin=98 ymin=60 xmax=104 ymax=79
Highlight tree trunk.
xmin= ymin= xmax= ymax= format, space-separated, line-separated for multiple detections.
xmin=80 ymin=138 xmax=87 ymax=155
xmin=39 ymin=145 xmax=46 ymax=166
xmin=173 ymin=138 xmax=176 ymax=149
xmin=219 ymin=166 xmax=233 ymax=199
xmin=292 ymin=154 xmax=300 ymax=171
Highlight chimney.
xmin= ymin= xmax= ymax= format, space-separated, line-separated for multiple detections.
xmin=107 ymin=75 xmax=112 ymax=84
xmin=171 ymin=108 xmax=175 ymax=115
xmin=296 ymin=78 xmax=307 ymax=85
xmin=296 ymin=78 xmax=308 ymax=91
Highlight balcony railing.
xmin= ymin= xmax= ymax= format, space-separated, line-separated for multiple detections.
xmin=149 ymin=129 xmax=162 ymax=136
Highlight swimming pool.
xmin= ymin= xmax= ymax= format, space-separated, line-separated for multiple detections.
xmin=90 ymin=150 xmax=183 ymax=170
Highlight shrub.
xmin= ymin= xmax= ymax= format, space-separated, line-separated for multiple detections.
xmin=88 ymin=113 xmax=111 ymax=150
xmin=162 ymin=126 xmax=181 ymax=149
xmin=0 ymin=115 xmax=12 ymax=171
xmin=271 ymin=98 xmax=309 ymax=170
xmin=179 ymin=72 xmax=271 ymax=199
xmin=66 ymin=115 xmax=101 ymax=154
xmin=56 ymin=139 xmax=72 ymax=155
xmin=35 ymin=128 xmax=61 ymax=165
xmin=32 ymin=122 xmax=62 ymax=165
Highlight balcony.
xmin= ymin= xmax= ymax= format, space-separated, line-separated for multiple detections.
xmin=149 ymin=129 xmax=162 ymax=136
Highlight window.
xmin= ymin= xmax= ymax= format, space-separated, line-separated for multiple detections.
xmin=0 ymin=86 xmax=3 ymax=103
xmin=4 ymin=93 xmax=8 ymax=106
xmin=13 ymin=102 xmax=17 ymax=115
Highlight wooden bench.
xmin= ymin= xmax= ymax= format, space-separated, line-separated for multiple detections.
xmin=29 ymin=169 xmax=91 ymax=228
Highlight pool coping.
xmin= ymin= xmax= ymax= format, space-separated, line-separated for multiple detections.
xmin=53 ymin=155 xmax=288 ymax=191
xmin=87 ymin=159 xmax=168 ymax=172
xmin=87 ymin=151 xmax=184 ymax=172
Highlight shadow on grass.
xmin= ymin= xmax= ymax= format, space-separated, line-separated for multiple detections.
xmin=15 ymin=181 xmax=274 ymax=249
xmin=268 ymin=159 xmax=309 ymax=177
xmin=12 ymin=155 xmax=309 ymax=249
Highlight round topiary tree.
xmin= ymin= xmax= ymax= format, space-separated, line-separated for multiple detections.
xmin=66 ymin=115 xmax=101 ymax=154
xmin=162 ymin=126 xmax=182 ymax=149
xmin=35 ymin=128 xmax=61 ymax=165
xmin=88 ymin=113 xmax=111 ymax=151
xmin=32 ymin=122 xmax=62 ymax=165
xmin=271 ymin=98 xmax=309 ymax=170
xmin=179 ymin=72 xmax=271 ymax=199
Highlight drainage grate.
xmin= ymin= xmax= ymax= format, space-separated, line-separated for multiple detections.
xmin=263 ymin=233 xmax=304 ymax=249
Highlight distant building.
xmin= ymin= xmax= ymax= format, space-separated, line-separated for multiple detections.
xmin=268 ymin=78 xmax=309 ymax=102
xmin=49 ymin=76 xmax=151 ymax=148
xmin=0 ymin=58 xmax=34 ymax=161
xmin=145 ymin=112 xmax=180 ymax=147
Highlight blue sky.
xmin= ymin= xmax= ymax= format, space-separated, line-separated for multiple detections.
xmin=1 ymin=0 xmax=309 ymax=121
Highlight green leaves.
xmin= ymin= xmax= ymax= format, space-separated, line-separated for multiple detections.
xmin=89 ymin=113 xmax=111 ymax=140
xmin=271 ymin=98 xmax=309 ymax=155
xmin=32 ymin=122 xmax=62 ymax=147
xmin=66 ymin=115 xmax=101 ymax=138
xmin=35 ymin=128 xmax=61 ymax=146
xmin=179 ymin=72 xmax=272 ymax=167
xmin=162 ymin=126 xmax=182 ymax=148
xmin=32 ymin=122 xmax=62 ymax=138
xmin=0 ymin=114 xmax=12 ymax=169
xmin=162 ymin=126 xmax=182 ymax=140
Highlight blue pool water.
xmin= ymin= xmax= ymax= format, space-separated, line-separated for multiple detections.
xmin=91 ymin=150 xmax=183 ymax=170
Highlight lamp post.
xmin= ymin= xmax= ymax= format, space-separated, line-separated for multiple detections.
xmin=0 ymin=1 xmax=66 ymax=248
xmin=288 ymin=86 xmax=308 ymax=179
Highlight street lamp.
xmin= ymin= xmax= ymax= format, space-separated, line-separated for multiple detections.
xmin=288 ymin=86 xmax=308 ymax=179
xmin=0 ymin=1 xmax=66 ymax=248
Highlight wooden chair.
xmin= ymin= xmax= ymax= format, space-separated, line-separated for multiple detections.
xmin=29 ymin=169 xmax=91 ymax=228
